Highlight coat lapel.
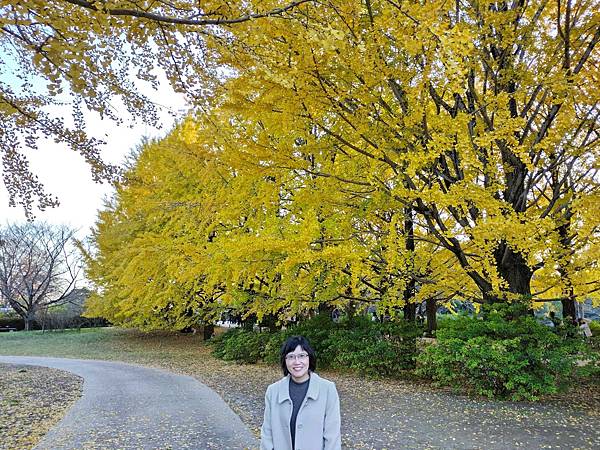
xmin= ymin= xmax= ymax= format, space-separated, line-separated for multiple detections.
xmin=306 ymin=372 xmax=321 ymax=401
xmin=276 ymin=372 xmax=322 ymax=403
xmin=277 ymin=376 xmax=291 ymax=404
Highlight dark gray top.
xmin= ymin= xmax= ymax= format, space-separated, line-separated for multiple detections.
xmin=289 ymin=376 xmax=310 ymax=450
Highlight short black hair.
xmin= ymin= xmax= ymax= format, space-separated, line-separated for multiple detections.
xmin=280 ymin=335 xmax=317 ymax=376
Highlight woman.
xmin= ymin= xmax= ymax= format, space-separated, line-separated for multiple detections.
xmin=260 ymin=335 xmax=341 ymax=450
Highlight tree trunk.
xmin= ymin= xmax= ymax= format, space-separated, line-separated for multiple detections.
xmin=318 ymin=303 xmax=334 ymax=317
xmin=261 ymin=314 xmax=279 ymax=332
xmin=557 ymin=216 xmax=577 ymax=320
xmin=202 ymin=324 xmax=214 ymax=341
xmin=344 ymin=300 xmax=357 ymax=322
xmin=403 ymin=205 xmax=416 ymax=322
xmin=425 ymin=297 xmax=437 ymax=336
xmin=24 ymin=314 xmax=35 ymax=331
xmin=491 ymin=243 xmax=533 ymax=311
xmin=402 ymin=301 xmax=416 ymax=322
xmin=561 ymin=298 xmax=577 ymax=320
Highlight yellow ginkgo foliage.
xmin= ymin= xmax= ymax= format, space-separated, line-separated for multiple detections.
xmin=86 ymin=0 xmax=599 ymax=328
xmin=210 ymin=0 xmax=600 ymax=316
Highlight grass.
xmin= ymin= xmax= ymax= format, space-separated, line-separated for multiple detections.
xmin=0 ymin=328 xmax=205 ymax=361
xmin=0 ymin=326 xmax=249 ymax=376
xmin=0 ymin=327 xmax=215 ymax=367
xmin=0 ymin=326 xmax=244 ymax=383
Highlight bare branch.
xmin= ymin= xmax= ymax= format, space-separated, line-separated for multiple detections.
xmin=61 ymin=0 xmax=313 ymax=26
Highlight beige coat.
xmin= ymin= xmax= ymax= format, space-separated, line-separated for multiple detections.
xmin=260 ymin=372 xmax=341 ymax=450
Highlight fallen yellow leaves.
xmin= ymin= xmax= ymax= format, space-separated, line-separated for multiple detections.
xmin=0 ymin=364 xmax=83 ymax=450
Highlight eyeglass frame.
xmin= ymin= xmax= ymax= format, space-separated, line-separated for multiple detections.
xmin=285 ymin=352 xmax=309 ymax=361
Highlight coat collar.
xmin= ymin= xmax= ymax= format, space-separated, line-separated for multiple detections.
xmin=277 ymin=372 xmax=321 ymax=403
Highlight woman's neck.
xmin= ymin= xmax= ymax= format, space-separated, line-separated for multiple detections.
xmin=291 ymin=372 xmax=310 ymax=383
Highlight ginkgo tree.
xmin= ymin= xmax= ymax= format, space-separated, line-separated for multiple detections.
xmin=84 ymin=110 xmax=439 ymax=327
xmin=202 ymin=115 xmax=464 ymax=322
xmin=85 ymin=0 xmax=599 ymax=327
xmin=82 ymin=119 xmax=229 ymax=330
xmin=211 ymin=0 xmax=600 ymax=314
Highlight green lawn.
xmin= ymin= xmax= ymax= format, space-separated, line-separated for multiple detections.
xmin=0 ymin=327 xmax=214 ymax=370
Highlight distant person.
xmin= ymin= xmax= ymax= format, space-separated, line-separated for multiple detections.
xmin=578 ymin=318 xmax=593 ymax=338
xmin=260 ymin=335 xmax=341 ymax=450
xmin=331 ymin=308 xmax=341 ymax=323
xmin=366 ymin=305 xmax=378 ymax=322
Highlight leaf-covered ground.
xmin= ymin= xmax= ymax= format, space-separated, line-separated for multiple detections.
xmin=1 ymin=328 xmax=599 ymax=449
xmin=0 ymin=364 xmax=83 ymax=450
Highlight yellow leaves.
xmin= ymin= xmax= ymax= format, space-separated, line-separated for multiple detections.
xmin=81 ymin=0 xmax=600 ymax=327
xmin=177 ymin=117 xmax=202 ymax=146
xmin=31 ymin=52 xmax=44 ymax=67
xmin=436 ymin=24 xmax=476 ymax=87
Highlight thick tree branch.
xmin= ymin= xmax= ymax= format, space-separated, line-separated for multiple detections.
xmin=61 ymin=0 xmax=313 ymax=26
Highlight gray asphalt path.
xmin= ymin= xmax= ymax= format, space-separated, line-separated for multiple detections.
xmin=0 ymin=356 xmax=259 ymax=450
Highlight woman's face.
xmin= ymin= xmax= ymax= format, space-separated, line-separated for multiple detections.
xmin=285 ymin=345 xmax=310 ymax=382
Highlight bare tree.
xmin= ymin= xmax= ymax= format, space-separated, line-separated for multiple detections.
xmin=0 ymin=223 xmax=80 ymax=330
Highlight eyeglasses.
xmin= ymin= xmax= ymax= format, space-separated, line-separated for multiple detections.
xmin=285 ymin=352 xmax=309 ymax=361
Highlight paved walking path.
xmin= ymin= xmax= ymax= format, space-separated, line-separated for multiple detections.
xmin=0 ymin=356 xmax=258 ymax=450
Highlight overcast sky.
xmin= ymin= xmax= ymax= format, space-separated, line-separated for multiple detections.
xmin=0 ymin=86 xmax=187 ymax=239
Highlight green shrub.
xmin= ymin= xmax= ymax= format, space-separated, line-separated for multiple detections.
xmin=322 ymin=317 xmax=421 ymax=376
xmin=262 ymin=313 xmax=337 ymax=366
xmin=416 ymin=303 xmax=586 ymax=400
xmin=213 ymin=313 xmax=423 ymax=378
xmin=210 ymin=328 xmax=240 ymax=359
xmin=0 ymin=317 xmax=25 ymax=330
xmin=210 ymin=328 xmax=271 ymax=364
xmin=435 ymin=313 xmax=470 ymax=330
xmin=263 ymin=314 xmax=337 ymax=368
xmin=262 ymin=332 xmax=286 ymax=365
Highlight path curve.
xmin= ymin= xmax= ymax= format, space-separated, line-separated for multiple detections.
xmin=0 ymin=356 xmax=259 ymax=450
